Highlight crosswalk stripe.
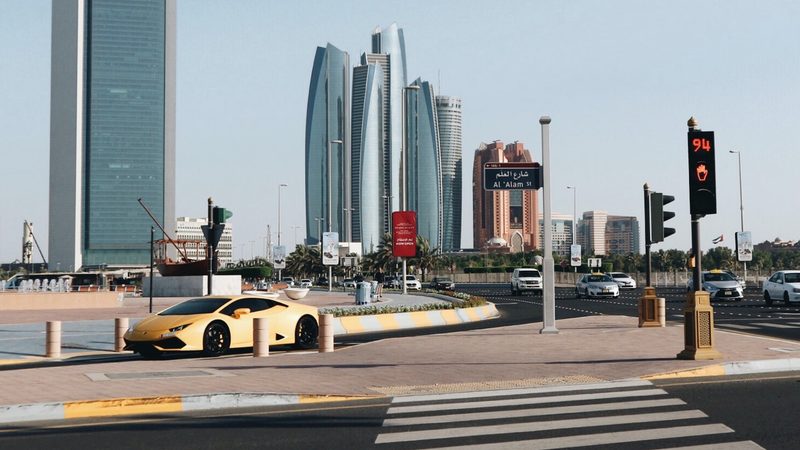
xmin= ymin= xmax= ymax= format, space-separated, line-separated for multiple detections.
xmin=409 ymin=424 xmax=734 ymax=450
xmin=720 ymin=324 xmax=758 ymax=330
xmin=375 ymin=410 xmax=707 ymax=444
xmin=654 ymin=440 xmax=765 ymax=449
xmin=383 ymin=398 xmax=686 ymax=426
xmin=387 ymin=388 xmax=667 ymax=415
xmin=391 ymin=379 xmax=653 ymax=404
xmin=751 ymin=322 xmax=795 ymax=329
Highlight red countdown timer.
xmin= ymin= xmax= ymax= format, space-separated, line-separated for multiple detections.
xmin=687 ymin=130 xmax=716 ymax=215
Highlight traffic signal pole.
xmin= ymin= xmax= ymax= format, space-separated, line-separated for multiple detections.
xmin=678 ymin=117 xmax=721 ymax=360
xmin=639 ymin=183 xmax=661 ymax=327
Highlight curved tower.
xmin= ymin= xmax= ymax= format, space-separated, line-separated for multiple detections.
xmin=436 ymin=96 xmax=462 ymax=251
xmin=305 ymin=43 xmax=350 ymax=245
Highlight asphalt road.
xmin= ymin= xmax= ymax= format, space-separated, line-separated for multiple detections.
xmin=1 ymin=373 xmax=795 ymax=449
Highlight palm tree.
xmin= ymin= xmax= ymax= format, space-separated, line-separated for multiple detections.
xmin=286 ymin=245 xmax=322 ymax=279
xmin=413 ymin=236 xmax=440 ymax=282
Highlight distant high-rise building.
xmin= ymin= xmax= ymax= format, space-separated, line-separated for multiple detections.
xmin=49 ymin=0 xmax=176 ymax=271
xmin=436 ymin=96 xmax=462 ymax=251
xmin=472 ymin=141 xmax=539 ymax=252
xmin=405 ymin=79 xmax=442 ymax=249
xmin=175 ymin=217 xmax=233 ymax=267
xmin=351 ymin=58 xmax=384 ymax=252
xmin=538 ymin=213 xmax=574 ymax=256
xmin=305 ymin=43 xmax=350 ymax=245
xmin=369 ymin=24 xmax=407 ymax=214
xmin=576 ymin=212 xmax=639 ymax=256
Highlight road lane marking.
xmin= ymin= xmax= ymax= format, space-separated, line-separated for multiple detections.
xmin=751 ymin=322 xmax=796 ymax=329
xmin=375 ymin=410 xmax=708 ymax=444
xmin=387 ymin=388 xmax=668 ymax=415
xmin=383 ymin=398 xmax=685 ymax=426
xmin=414 ymin=424 xmax=734 ymax=450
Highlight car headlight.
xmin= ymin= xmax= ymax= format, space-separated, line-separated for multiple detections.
xmin=169 ymin=324 xmax=191 ymax=333
xmin=793 ymin=288 xmax=800 ymax=293
xmin=703 ymin=283 xmax=718 ymax=293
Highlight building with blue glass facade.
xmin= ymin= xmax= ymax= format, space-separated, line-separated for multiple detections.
xmin=49 ymin=0 xmax=176 ymax=270
xmin=304 ymin=43 xmax=350 ymax=246
xmin=405 ymin=79 xmax=442 ymax=249
xmin=436 ymin=96 xmax=462 ymax=251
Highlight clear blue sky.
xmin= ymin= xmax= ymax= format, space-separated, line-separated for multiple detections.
xmin=2 ymin=0 xmax=799 ymax=264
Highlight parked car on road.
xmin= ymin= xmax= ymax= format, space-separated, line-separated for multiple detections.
xmin=608 ymin=272 xmax=637 ymax=289
xmin=687 ymin=270 xmax=744 ymax=301
xmin=341 ymin=278 xmax=356 ymax=289
xmin=280 ymin=277 xmax=295 ymax=287
xmin=124 ymin=295 xmax=318 ymax=358
xmin=510 ymin=268 xmax=543 ymax=296
xmin=299 ymin=279 xmax=313 ymax=288
xmin=383 ymin=276 xmax=400 ymax=289
xmin=430 ymin=277 xmax=455 ymax=290
xmin=762 ymin=270 xmax=800 ymax=306
xmin=404 ymin=275 xmax=422 ymax=290
xmin=576 ymin=273 xmax=620 ymax=299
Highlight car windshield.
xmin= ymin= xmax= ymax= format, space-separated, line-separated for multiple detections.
xmin=518 ymin=270 xmax=540 ymax=278
xmin=587 ymin=275 xmax=612 ymax=282
xmin=704 ymin=272 xmax=734 ymax=282
xmin=405 ymin=276 xmax=416 ymax=280
xmin=784 ymin=273 xmax=800 ymax=283
xmin=611 ymin=273 xmax=628 ymax=279
xmin=436 ymin=278 xmax=452 ymax=282
xmin=159 ymin=298 xmax=230 ymax=316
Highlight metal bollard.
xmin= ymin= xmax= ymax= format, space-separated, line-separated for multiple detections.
xmin=46 ymin=321 xmax=61 ymax=358
xmin=658 ymin=297 xmax=666 ymax=327
xmin=318 ymin=314 xmax=334 ymax=353
xmin=253 ymin=318 xmax=269 ymax=357
xmin=115 ymin=318 xmax=129 ymax=352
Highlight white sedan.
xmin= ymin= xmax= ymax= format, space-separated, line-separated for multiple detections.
xmin=763 ymin=270 xmax=800 ymax=306
xmin=608 ymin=272 xmax=637 ymax=289
xmin=576 ymin=273 xmax=620 ymax=299
xmin=404 ymin=275 xmax=422 ymax=290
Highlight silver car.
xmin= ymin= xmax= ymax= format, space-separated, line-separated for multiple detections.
xmin=762 ymin=270 xmax=800 ymax=306
xmin=576 ymin=274 xmax=620 ymax=299
xmin=687 ymin=271 xmax=744 ymax=301
xmin=608 ymin=272 xmax=637 ymax=289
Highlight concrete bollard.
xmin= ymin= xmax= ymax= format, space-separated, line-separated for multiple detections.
xmin=253 ymin=318 xmax=269 ymax=357
xmin=46 ymin=321 xmax=61 ymax=358
xmin=318 ymin=314 xmax=334 ymax=353
xmin=115 ymin=318 xmax=129 ymax=352
xmin=658 ymin=297 xmax=666 ymax=327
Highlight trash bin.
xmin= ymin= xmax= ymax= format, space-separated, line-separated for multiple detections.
xmin=370 ymin=281 xmax=379 ymax=300
xmin=355 ymin=282 xmax=371 ymax=305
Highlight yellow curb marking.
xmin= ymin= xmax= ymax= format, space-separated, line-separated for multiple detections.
xmin=440 ymin=309 xmax=460 ymax=324
xmin=375 ymin=314 xmax=399 ymax=330
xmin=642 ymin=364 xmax=726 ymax=380
xmin=64 ymin=396 xmax=182 ymax=419
xmin=338 ymin=316 xmax=365 ymax=334
xmin=410 ymin=311 xmax=433 ymax=328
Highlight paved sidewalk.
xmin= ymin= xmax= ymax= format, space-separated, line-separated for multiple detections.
xmin=0 ymin=290 xmax=799 ymax=424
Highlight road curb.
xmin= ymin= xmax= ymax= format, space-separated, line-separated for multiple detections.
xmin=0 ymin=392 xmax=383 ymax=424
xmin=641 ymin=357 xmax=800 ymax=380
xmin=333 ymin=303 xmax=499 ymax=334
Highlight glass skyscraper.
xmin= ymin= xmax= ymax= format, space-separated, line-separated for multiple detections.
xmin=305 ymin=43 xmax=350 ymax=245
xmin=49 ymin=0 xmax=176 ymax=270
xmin=436 ymin=96 xmax=462 ymax=251
xmin=406 ymin=79 xmax=442 ymax=249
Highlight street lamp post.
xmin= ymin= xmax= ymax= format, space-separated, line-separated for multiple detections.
xmin=540 ymin=116 xmax=558 ymax=334
xmin=291 ymin=225 xmax=303 ymax=249
xmin=567 ymin=185 xmax=577 ymax=273
xmin=730 ymin=150 xmax=746 ymax=285
xmin=277 ymin=183 xmax=287 ymax=280
xmin=327 ymin=139 xmax=342 ymax=293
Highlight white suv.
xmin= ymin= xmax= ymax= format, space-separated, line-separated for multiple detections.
xmin=404 ymin=275 xmax=422 ymax=290
xmin=511 ymin=268 xmax=543 ymax=296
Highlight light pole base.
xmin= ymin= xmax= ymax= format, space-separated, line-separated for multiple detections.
xmin=677 ymin=290 xmax=722 ymax=360
xmin=638 ymin=287 xmax=664 ymax=328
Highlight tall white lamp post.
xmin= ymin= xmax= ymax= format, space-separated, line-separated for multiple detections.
xmin=277 ymin=183 xmax=287 ymax=280
xmin=328 ymin=139 xmax=343 ymax=292
xmin=730 ymin=150 xmax=746 ymax=284
xmin=567 ymin=185 xmax=577 ymax=273
xmin=540 ymin=116 xmax=558 ymax=334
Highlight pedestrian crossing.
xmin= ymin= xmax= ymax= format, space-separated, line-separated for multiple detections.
xmin=375 ymin=379 xmax=763 ymax=449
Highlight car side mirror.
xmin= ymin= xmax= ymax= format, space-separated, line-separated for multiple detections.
xmin=233 ymin=308 xmax=251 ymax=319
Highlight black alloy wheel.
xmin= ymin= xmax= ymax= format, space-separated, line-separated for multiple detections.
xmin=294 ymin=315 xmax=319 ymax=349
xmin=764 ymin=291 xmax=773 ymax=306
xmin=203 ymin=322 xmax=230 ymax=356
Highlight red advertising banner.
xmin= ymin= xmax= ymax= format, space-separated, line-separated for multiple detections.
xmin=392 ymin=211 xmax=417 ymax=257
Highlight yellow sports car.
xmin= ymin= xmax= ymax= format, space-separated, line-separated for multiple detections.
xmin=124 ymin=295 xmax=319 ymax=358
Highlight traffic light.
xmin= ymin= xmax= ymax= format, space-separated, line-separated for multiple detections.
xmin=650 ymin=191 xmax=676 ymax=243
xmin=687 ymin=130 xmax=716 ymax=215
xmin=212 ymin=206 xmax=233 ymax=225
